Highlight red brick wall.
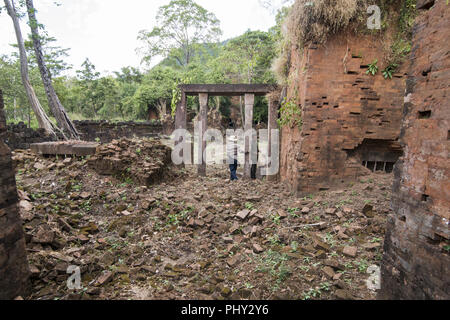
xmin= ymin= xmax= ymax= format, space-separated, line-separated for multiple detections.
xmin=380 ymin=0 xmax=450 ymax=299
xmin=281 ymin=33 xmax=406 ymax=194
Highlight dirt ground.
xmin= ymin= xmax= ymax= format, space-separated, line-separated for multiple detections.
xmin=13 ymin=138 xmax=393 ymax=300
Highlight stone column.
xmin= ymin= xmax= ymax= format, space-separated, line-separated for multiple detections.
xmin=244 ymin=94 xmax=254 ymax=179
xmin=267 ymin=98 xmax=280 ymax=182
xmin=0 ymin=90 xmax=30 ymax=299
xmin=175 ymin=91 xmax=187 ymax=131
xmin=197 ymin=93 xmax=208 ymax=176
xmin=174 ymin=91 xmax=187 ymax=165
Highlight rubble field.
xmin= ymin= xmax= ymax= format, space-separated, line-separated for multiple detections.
xmin=13 ymin=138 xmax=393 ymax=300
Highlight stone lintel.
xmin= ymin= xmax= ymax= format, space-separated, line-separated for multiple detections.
xmin=30 ymin=142 xmax=99 ymax=156
xmin=180 ymin=84 xmax=278 ymax=97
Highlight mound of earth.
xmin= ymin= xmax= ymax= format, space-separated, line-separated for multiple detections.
xmin=88 ymin=138 xmax=172 ymax=186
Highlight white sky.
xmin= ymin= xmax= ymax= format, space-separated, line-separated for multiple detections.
xmin=0 ymin=0 xmax=283 ymax=76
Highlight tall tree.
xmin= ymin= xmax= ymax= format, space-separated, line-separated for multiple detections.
xmin=26 ymin=0 xmax=79 ymax=139
xmin=3 ymin=0 xmax=56 ymax=136
xmin=76 ymin=58 xmax=100 ymax=117
xmin=133 ymin=66 xmax=180 ymax=119
xmin=220 ymin=30 xmax=276 ymax=84
xmin=20 ymin=33 xmax=72 ymax=78
xmin=138 ymin=0 xmax=222 ymax=67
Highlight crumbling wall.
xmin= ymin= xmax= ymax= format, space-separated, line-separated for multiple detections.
xmin=0 ymin=90 xmax=30 ymax=299
xmin=4 ymin=122 xmax=57 ymax=150
xmin=380 ymin=0 xmax=450 ymax=300
xmin=281 ymin=33 xmax=406 ymax=194
xmin=4 ymin=120 xmax=170 ymax=150
xmin=73 ymin=120 xmax=167 ymax=143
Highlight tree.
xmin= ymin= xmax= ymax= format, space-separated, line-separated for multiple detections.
xmin=21 ymin=33 xmax=72 ymax=77
xmin=0 ymin=54 xmax=47 ymax=125
xmin=213 ymin=31 xmax=276 ymax=124
xmin=113 ymin=66 xmax=143 ymax=84
xmin=95 ymin=77 xmax=121 ymax=119
xmin=114 ymin=67 xmax=143 ymax=119
xmin=26 ymin=0 xmax=79 ymax=139
xmin=75 ymin=59 xmax=101 ymax=117
xmin=220 ymin=30 xmax=276 ymax=84
xmin=133 ymin=66 xmax=180 ymax=119
xmin=3 ymin=0 xmax=56 ymax=136
xmin=138 ymin=0 xmax=222 ymax=67
xmin=0 ymin=55 xmax=29 ymax=122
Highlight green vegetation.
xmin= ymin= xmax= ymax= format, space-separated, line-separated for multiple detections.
xmin=245 ymin=202 xmax=255 ymax=210
xmin=269 ymin=213 xmax=282 ymax=225
xmin=355 ymin=259 xmax=369 ymax=273
xmin=366 ymin=59 xmax=379 ymax=76
xmin=1 ymin=0 xmax=280 ymax=127
xmin=302 ymin=282 xmax=331 ymax=300
xmin=278 ymin=97 xmax=302 ymax=129
xmin=255 ymin=249 xmax=292 ymax=285
xmin=274 ymin=0 xmax=417 ymax=83
xmin=287 ymin=207 xmax=300 ymax=218
xmin=166 ymin=207 xmax=192 ymax=227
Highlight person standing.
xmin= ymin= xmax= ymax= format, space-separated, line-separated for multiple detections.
xmin=227 ymin=135 xmax=239 ymax=181
xmin=251 ymin=139 xmax=259 ymax=180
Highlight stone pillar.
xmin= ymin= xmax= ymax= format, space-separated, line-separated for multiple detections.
xmin=197 ymin=93 xmax=208 ymax=176
xmin=379 ymin=0 xmax=450 ymax=300
xmin=267 ymin=98 xmax=280 ymax=182
xmin=244 ymin=94 xmax=254 ymax=179
xmin=175 ymin=91 xmax=187 ymax=131
xmin=174 ymin=91 xmax=187 ymax=165
xmin=0 ymin=90 xmax=30 ymax=299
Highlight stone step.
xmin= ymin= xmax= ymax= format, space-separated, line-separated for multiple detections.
xmin=30 ymin=142 xmax=99 ymax=157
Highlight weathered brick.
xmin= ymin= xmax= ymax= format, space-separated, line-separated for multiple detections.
xmin=280 ymin=33 xmax=405 ymax=194
xmin=0 ymin=89 xmax=30 ymax=299
xmin=379 ymin=0 xmax=450 ymax=300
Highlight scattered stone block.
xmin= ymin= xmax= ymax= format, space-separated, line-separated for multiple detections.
xmin=252 ymin=244 xmax=264 ymax=254
xmin=343 ymin=246 xmax=358 ymax=257
xmin=322 ymin=266 xmax=335 ymax=279
xmin=236 ymin=209 xmax=250 ymax=220
xmin=96 ymin=271 xmax=114 ymax=286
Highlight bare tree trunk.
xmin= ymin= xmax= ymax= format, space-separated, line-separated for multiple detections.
xmin=13 ymin=98 xmax=16 ymax=120
xmin=215 ymin=96 xmax=220 ymax=111
xmin=4 ymin=0 xmax=56 ymax=137
xmin=156 ymin=99 xmax=167 ymax=120
xmin=26 ymin=0 xmax=79 ymax=139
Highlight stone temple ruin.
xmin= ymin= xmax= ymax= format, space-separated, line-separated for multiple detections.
xmin=279 ymin=32 xmax=406 ymax=194
xmin=175 ymin=84 xmax=278 ymax=178
xmin=379 ymin=0 xmax=449 ymax=299
xmin=277 ymin=0 xmax=448 ymax=299
xmin=278 ymin=0 xmax=448 ymax=299
xmin=0 ymin=0 xmax=448 ymax=301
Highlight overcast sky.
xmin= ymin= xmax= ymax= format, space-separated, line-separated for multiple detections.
xmin=0 ymin=0 xmax=284 ymax=76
